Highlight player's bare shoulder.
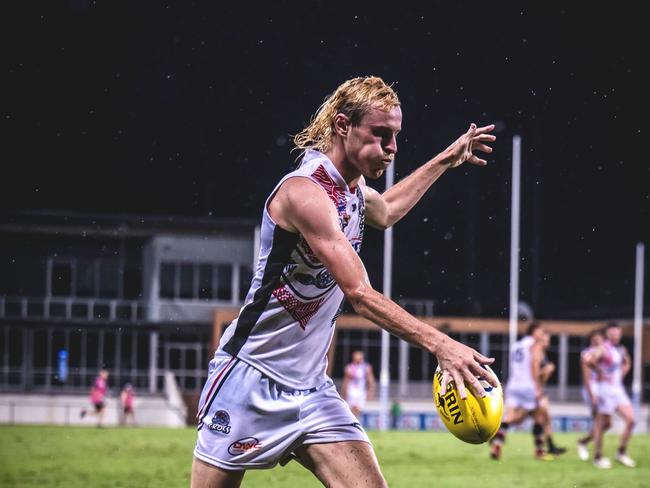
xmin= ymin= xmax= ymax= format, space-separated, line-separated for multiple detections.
xmin=268 ymin=176 xmax=336 ymax=233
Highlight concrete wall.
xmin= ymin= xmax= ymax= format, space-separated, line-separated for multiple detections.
xmin=0 ymin=393 xmax=186 ymax=428
xmin=360 ymin=399 xmax=650 ymax=434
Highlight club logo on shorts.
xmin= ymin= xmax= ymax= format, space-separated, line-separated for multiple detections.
xmin=228 ymin=437 xmax=262 ymax=455
xmin=208 ymin=409 xmax=232 ymax=434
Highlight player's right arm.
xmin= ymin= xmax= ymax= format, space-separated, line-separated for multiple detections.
xmin=580 ymin=352 xmax=597 ymax=408
xmin=530 ymin=343 xmax=544 ymax=400
xmin=366 ymin=365 xmax=376 ymax=400
xmin=268 ymin=177 xmax=497 ymax=399
xmin=342 ymin=365 xmax=350 ymax=400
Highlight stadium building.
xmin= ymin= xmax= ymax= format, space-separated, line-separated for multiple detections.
xmin=1 ymin=211 xmax=648 ymax=431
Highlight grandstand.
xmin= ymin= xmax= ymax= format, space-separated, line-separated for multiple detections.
xmin=2 ymin=210 xmax=648 ymax=432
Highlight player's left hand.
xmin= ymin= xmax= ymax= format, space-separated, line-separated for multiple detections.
xmin=442 ymin=123 xmax=496 ymax=168
xmin=436 ymin=335 xmax=499 ymax=400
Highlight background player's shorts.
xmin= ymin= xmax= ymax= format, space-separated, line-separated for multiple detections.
xmin=596 ymin=383 xmax=631 ymax=415
xmin=194 ymin=352 xmax=369 ymax=470
xmin=93 ymin=402 xmax=105 ymax=412
xmin=345 ymin=388 xmax=367 ymax=409
xmin=581 ymin=385 xmax=599 ymax=411
xmin=505 ymin=385 xmax=537 ymax=411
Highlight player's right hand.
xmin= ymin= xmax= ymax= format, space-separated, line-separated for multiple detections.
xmin=436 ymin=335 xmax=498 ymax=400
xmin=441 ymin=123 xmax=496 ymax=168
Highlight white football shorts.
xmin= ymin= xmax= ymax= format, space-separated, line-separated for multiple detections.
xmin=194 ymin=352 xmax=370 ymax=470
xmin=504 ymin=385 xmax=537 ymax=411
xmin=345 ymin=387 xmax=367 ymax=409
xmin=581 ymin=384 xmax=599 ymax=409
xmin=596 ymin=383 xmax=631 ymax=416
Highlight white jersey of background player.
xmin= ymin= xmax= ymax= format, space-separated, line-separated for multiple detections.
xmin=490 ymin=322 xmax=549 ymax=460
xmin=343 ymin=350 xmax=375 ymax=418
xmin=576 ymin=328 xmax=605 ymax=461
xmin=191 ymin=76 xmax=498 ymax=488
xmin=505 ymin=326 xmax=545 ymax=410
xmin=589 ymin=322 xmax=636 ymax=469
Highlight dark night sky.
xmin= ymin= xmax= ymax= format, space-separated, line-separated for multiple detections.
xmin=2 ymin=1 xmax=648 ymax=319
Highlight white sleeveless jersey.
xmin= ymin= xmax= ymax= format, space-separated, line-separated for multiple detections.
xmin=219 ymin=149 xmax=365 ymax=389
xmin=597 ymin=341 xmax=625 ymax=386
xmin=345 ymin=362 xmax=369 ymax=392
xmin=507 ymin=336 xmax=536 ymax=390
xmin=581 ymin=346 xmax=600 ymax=383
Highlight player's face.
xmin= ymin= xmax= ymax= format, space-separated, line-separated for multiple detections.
xmin=352 ymin=352 xmax=364 ymax=363
xmin=344 ymin=106 xmax=402 ymax=179
xmin=591 ymin=333 xmax=604 ymax=347
xmin=606 ymin=326 xmax=622 ymax=344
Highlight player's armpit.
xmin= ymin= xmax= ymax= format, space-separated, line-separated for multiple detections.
xmin=360 ymin=183 xmax=390 ymax=230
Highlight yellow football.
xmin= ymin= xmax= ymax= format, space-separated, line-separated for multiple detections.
xmin=432 ymin=365 xmax=503 ymax=444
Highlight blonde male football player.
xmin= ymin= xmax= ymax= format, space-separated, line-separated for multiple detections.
xmin=191 ymin=76 xmax=498 ymax=488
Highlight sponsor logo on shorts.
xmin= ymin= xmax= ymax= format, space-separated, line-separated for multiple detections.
xmin=228 ymin=437 xmax=262 ymax=455
xmin=208 ymin=409 xmax=232 ymax=434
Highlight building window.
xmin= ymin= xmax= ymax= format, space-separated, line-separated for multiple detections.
xmin=216 ymin=265 xmax=232 ymax=301
xmin=239 ymin=265 xmax=253 ymax=301
xmin=76 ymin=260 xmax=97 ymax=298
xmin=160 ymin=263 xmax=175 ymax=299
xmin=179 ymin=264 xmax=194 ymax=299
xmin=158 ymin=261 xmax=242 ymax=301
xmin=198 ymin=264 xmax=213 ymax=300
xmin=51 ymin=262 xmax=72 ymax=297
xmin=99 ymin=262 xmax=120 ymax=298
xmin=123 ymin=266 xmax=142 ymax=299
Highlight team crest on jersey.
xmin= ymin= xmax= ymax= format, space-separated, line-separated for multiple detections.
xmin=208 ymin=409 xmax=232 ymax=434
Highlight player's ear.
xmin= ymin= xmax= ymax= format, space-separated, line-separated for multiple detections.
xmin=333 ymin=113 xmax=350 ymax=137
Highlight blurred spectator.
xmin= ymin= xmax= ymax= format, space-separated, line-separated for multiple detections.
xmin=120 ymin=383 xmax=136 ymax=426
xmin=80 ymin=369 xmax=109 ymax=427
xmin=342 ymin=350 xmax=375 ymax=419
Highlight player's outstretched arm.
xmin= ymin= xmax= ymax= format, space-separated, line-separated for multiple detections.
xmin=269 ymin=177 xmax=497 ymax=399
xmin=622 ymin=347 xmax=632 ymax=377
xmin=531 ymin=343 xmax=544 ymax=399
xmin=366 ymin=365 xmax=376 ymax=400
xmin=363 ymin=123 xmax=495 ymax=230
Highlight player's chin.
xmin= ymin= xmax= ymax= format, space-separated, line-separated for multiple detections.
xmin=363 ymin=167 xmax=385 ymax=180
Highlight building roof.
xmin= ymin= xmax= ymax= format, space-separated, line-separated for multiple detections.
xmin=0 ymin=210 xmax=257 ymax=238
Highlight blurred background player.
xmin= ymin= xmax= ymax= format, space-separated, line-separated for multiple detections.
xmin=535 ymin=331 xmax=566 ymax=456
xmin=490 ymin=322 xmax=551 ymax=460
xmin=80 ymin=369 xmax=109 ymax=427
xmin=576 ymin=328 xmax=605 ymax=461
xmin=120 ymin=383 xmax=136 ymax=426
xmin=342 ymin=350 xmax=375 ymax=419
xmin=589 ymin=322 xmax=636 ymax=469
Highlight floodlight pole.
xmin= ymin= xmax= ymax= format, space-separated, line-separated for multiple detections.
xmin=508 ymin=136 xmax=522 ymax=375
xmin=632 ymin=242 xmax=645 ymax=415
xmin=379 ymin=163 xmax=394 ymax=432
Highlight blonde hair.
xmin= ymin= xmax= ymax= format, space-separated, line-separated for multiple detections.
xmin=293 ymin=76 xmax=400 ymax=154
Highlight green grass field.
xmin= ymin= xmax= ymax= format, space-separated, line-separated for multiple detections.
xmin=0 ymin=426 xmax=647 ymax=487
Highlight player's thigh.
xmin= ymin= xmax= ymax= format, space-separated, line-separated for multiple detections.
xmin=596 ymin=413 xmax=611 ymax=431
xmin=191 ymin=457 xmax=245 ymax=488
xmin=295 ymin=441 xmax=387 ymax=488
xmin=616 ymin=403 xmax=635 ymax=424
xmin=504 ymin=406 xmax=529 ymax=424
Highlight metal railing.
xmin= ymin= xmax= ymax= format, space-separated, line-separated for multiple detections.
xmin=0 ymin=296 xmax=147 ymax=322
